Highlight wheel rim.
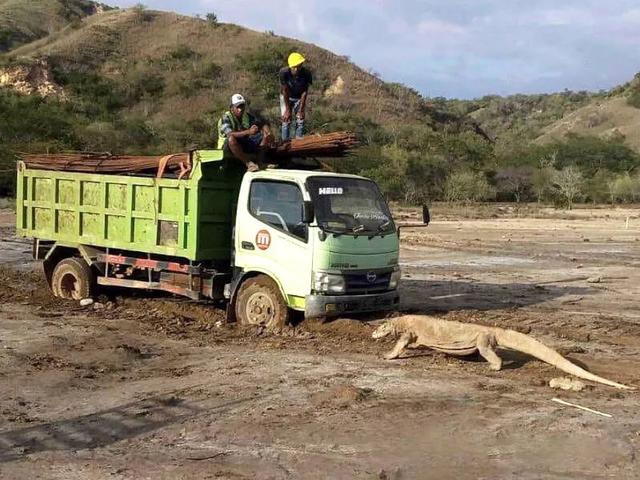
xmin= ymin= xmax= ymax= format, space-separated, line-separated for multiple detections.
xmin=60 ymin=272 xmax=80 ymax=299
xmin=244 ymin=291 xmax=277 ymax=326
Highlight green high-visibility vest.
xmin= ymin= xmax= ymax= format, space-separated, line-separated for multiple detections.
xmin=217 ymin=111 xmax=252 ymax=149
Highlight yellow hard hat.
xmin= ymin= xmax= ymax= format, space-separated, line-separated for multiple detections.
xmin=288 ymin=52 xmax=305 ymax=68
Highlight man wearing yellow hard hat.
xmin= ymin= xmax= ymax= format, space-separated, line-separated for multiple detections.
xmin=279 ymin=52 xmax=312 ymax=140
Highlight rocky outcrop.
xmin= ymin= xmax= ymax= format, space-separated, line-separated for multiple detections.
xmin=0 ymin=60 xmax=67 ymax=99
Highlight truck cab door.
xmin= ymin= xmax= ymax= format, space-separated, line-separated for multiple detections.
xmin=234 ymin=178 xmax=312 ymax=302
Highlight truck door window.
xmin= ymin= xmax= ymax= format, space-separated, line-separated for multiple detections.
xmin=249 ymin=180 xmax=307 ymax=242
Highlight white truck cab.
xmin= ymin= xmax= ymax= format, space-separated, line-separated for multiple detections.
xmin=230 ymin=169 xmax=401 ymax=327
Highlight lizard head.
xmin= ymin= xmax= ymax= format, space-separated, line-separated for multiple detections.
xmin=371 ymin=321 xmax=395 ymax=339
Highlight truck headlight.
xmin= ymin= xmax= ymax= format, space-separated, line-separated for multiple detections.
xmin=389 ymin=267 xmax=401 ymax=289
xmin=313 ymin=272 xmax=346 ymax=294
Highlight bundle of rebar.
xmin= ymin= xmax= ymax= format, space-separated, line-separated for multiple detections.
xmin=20 ymin=152 xmax=189 ymax=175
xmin=269 ymin=131 xmax=358 ymax=159
xmin=18 ymin=131 xmax=359 ymax=176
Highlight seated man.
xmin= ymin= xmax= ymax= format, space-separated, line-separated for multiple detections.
xmin=217 ymin=93 xmax=272 ymax=171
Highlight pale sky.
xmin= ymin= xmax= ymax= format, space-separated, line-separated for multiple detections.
xmin=107 ymin=1 xmax=640 ymax=99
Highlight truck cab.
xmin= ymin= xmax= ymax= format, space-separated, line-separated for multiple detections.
xmin=231 ymin=169 xmax=400 ymax=327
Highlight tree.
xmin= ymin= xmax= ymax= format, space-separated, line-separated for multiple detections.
xmin=132 ymin=3 xmax=153 ymax=23
xmin=552 ymin=166 xmax=583 ymax=209
xmin=205 ymin=12 xmax=218 ymax=26
xmin=584 ymin=169 xmax=613 ymax=204
xmin=496 ymin=167 xmax=532 ymax=203
xmin=444 ymin=171 xmax=495 ymax=203
xmin=532 ymin=151 xmax=556 ymax=203
xmin=610 ymin=173 xmax=640 ymax=203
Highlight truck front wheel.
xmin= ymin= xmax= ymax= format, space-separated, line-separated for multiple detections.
xmin=235 ymin=275 xmax=289 ymax=331
xmin=51 ymin=257 xmax=94 ymax=300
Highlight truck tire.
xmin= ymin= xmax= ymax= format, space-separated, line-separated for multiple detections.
xmin=235 ymin=275 xmax=289 ymax=331
xmin=51 ymin=257 xmax=94 ymax=300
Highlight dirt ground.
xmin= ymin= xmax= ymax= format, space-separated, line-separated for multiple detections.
xmin=0 ymin=206 xmax=639 ymax=479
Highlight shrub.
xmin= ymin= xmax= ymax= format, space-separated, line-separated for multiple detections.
xmin=495 ymin=167 xmax=533 ymax=202
xmin=76 ymin=121 xmax=124 ymax=153
xmin=123 ymin=70 xmax=165 ymax=105
xmin=627 ymin=88 xmax=640 ymax=109
xmin=552 ymin=166 xmax=583 ymax=209
xmin=0 ymin=90 xmax=82 ymax=196
xmin=444 ymin=171 xmax=495 ymax=203
xmin=51 ymin=68 xmax=125 ymax=116
xmin=132 ymin=3 xmax=154 ymax=23
xmin=237 ymin=41 xmax=297 ymax=99
xmin=610 ymin=173 xmax=640 ymax=203
xmin=0 ymin=31 xmax=13 ymax=52
xmin=584 ymin=170 xmax=613 ymax=204
xmin=166 ymin=45 xmax=200 ymax=62
xmin=205 ymin=13 xmax=218 ymax=26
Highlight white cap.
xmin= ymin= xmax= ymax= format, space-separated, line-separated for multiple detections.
xmin=231 ymin=93 xmax=246 ymax=106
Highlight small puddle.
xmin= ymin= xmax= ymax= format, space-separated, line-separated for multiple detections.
xmin=0 ymin=235 xmax=34 ymax=269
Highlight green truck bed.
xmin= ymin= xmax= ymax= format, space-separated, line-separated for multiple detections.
xmin=16 ymin=150 xmax=243 ymax=262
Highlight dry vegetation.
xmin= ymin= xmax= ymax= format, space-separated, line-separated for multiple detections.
xmin=9 ymin=8 xmax=426 ymax=127
xmin=538 ymin=96 xmax=640 ymax=151
xmin=0 ymin=0 xmax=107 ymax=51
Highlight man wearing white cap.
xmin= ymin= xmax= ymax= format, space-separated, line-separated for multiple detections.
xmin=217 ymin=93 xmax=272 ymax=171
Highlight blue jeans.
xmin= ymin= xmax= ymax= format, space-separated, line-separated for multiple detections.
xmin=280 ymin=94 xmax=305 ymax=140
xmin=222 ymin=133 xmax=263 ymax=155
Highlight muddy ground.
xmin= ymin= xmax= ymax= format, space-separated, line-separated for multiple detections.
xmin=0 ymin=206 xmax=639 ymax=479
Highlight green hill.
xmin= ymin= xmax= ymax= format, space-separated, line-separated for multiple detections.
xmin=0 ymin=5 xmax=492 ymax=200
xmin=536 ymin=75 xmax=640 ymax=151
xmin=435 ymin=75 xmax=640 ymax=155
xmin=0 ymin=3 xmax=638 ymax=205
xmin=0 ymin=0 xmax=112 ymax=52
xmin=433 ymin=91 xmax=602 ymax=148
xmin=7 ymin=7 xmax=432 ymax=131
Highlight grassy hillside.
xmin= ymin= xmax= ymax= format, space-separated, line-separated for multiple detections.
xmin=0 ymin=4 xmax=638 ymax=205
xmin=433 ymin=91 xmax=603 ymax=149
xmin=537 ymin=75 xmax=640 ymax=150
xmin=0 ymin=0 xmax=112 ymax=52
xmin=435 ymin=74 xmax=640 ymax=155
xmin=9 ymin=8 xmax=430 ymax=130
xmin=1 ymin=6 xmax=493 ymax=200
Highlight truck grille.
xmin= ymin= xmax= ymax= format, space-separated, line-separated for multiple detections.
xmin=344 ymin=271 xmax=391 ymax=294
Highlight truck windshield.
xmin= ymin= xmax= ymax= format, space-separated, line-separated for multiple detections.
xmin=306 ymin=176 xmax=395 ymax=235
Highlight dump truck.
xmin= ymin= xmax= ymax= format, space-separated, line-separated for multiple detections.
xmin=16 ymin=150 xmax=411 ymax=328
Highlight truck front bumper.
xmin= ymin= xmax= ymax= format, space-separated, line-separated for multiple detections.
xmin=305 ymin=291 xmax=399 ymax=318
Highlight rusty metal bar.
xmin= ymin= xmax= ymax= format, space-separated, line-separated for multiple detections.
xmin=96 ymin=254 xmax=199 ymax=274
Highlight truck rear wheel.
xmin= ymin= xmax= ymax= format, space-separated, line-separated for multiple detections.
xmin=235 ymin=275 xmax=289 ymax=331
xmin=51 ymin=257 xmax=94 ymax=300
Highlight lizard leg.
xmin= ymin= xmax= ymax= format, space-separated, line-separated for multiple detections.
xmin=477 ymin=333 xmax=503 ymax=371
xmin=384 ymin=332 xmax=414 ymax=360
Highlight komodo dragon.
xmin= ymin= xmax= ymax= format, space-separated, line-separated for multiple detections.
xmin=372 ymin=315 xmax=634 ymax=390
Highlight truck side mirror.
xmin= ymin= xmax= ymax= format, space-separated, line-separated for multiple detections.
xmin=422 ymin=205 xmax=431 ymax=225
xmin=302 ymin=201 xmax=314 ymax=224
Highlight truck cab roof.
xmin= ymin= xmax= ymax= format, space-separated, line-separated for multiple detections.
xmin=247 ymin=169 xmax=370 ymax=183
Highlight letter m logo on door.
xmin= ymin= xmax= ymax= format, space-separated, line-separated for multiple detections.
xmin=256 ymin=230 xmax=271 ymax=250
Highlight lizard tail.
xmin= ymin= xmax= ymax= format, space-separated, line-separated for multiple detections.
xmin=496 ymin=329 xmax=634 ymax=390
